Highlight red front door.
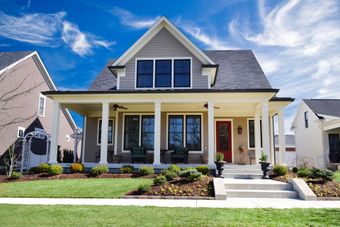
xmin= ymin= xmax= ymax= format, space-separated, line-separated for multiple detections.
xmin=216 ymin=121 xmax=232 ymax=162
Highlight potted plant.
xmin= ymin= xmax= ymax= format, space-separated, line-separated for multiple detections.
xmin=215 ymin=152 xmax=226 ymax=178
xmin=259 ymin=152 xmax=270 ymax=179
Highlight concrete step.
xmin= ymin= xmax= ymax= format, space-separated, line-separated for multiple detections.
xmin=224 ymin=179 xmax=292 ymax=191
xmin=223 ymin=164 xmax=261 ymax=169
xmin=223 ymin=169 xmax=262 ymax=174
xmin=223 ymin=173 xmax=263 ymax=179
xmin=225 ymin=189 xmax=297 ymax=198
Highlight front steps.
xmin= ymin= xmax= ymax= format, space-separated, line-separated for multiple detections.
xmin=223 ymin=164 xmax=263 ymax=179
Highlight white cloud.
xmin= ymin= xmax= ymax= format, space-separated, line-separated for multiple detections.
xmin=112 ymin=7 xmax=159 ymax=29
xmin=0 ymin=11 xmax=114 ymax=56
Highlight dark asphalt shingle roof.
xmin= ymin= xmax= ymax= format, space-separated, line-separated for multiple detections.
xmin=304 ymin=99 xmax=340 ymax=118
xmin=89 ymin=59 xmax=117 ymax=91
xmin=0 ymin=51 xmax=33 ymax=71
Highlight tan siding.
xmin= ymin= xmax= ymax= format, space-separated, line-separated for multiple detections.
xmin=232 ymin=117 xmax=250 ymax=164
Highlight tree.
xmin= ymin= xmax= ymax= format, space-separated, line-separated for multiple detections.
xmin=3 ymin=142 xmax=23 ymax=177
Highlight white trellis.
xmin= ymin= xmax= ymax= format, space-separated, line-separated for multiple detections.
xmin=20 ymin=129 xmax=51 ymax=173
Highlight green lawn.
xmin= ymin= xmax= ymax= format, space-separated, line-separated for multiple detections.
xmin=0 ymin=178 xmax=152 ymax=198
xmin=0 ymin=205 xmax=339 ymax=227
xmin=334 ymin=171 xmax=340 ymax=182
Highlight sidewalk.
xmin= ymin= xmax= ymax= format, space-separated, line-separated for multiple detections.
xmin=1 ymin=198 xmax=340 ymax=208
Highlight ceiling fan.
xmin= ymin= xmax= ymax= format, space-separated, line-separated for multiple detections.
xmin=203 ymin=102 xmax=220 ymax=109
xmin=113 ymin=104 xmax=128 ymax=111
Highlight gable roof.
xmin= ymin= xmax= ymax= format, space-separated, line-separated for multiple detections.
xmin=303 ymin=99 xmax=340 ymax=118
xmin=89 ymin=59 xmax=117 ymax=91
xmin=204 ymin=50 xmax=272 ymax=89
xmin=0 ymin=51 xmax=34 ymax=71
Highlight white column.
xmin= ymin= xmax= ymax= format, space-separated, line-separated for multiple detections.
xmin=49 ymin=101 xmax=60 ymax=164
xmin=114 ymin=110 xmax=118 ymax=155
xmin=153 ymin=101 xmax=161 ymax=165
xmin=278 ymin=108 xmax=286 ymax=164
xmin=254 ymin=107 xmax=261 ymax=162
xmin=269 ymin=115 xmax=275 ymax=164
xmin=262 ymin=101 xmax=271 ymax=160
xmin=81 ymin=116 xmax=87 ymax=163
xmin=99 ymin=102 xmax=109 ymax=165
xmin=208 ymin=101 xmax=215 ymax=166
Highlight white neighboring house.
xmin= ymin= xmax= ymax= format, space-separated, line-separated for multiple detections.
xmin=274 ymin=135 xmax=296 ymax=166
xmin=291 ymin=99 xmax=340 ymax=169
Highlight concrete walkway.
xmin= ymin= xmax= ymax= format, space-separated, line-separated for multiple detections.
xmin=1 ymin=198 xmax=340 ymax=209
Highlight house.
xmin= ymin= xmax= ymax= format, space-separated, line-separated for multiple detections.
xmin=291 ymin=99 xmax=340 ymax=169
xmin=0 ymin=51 xmax=79 ymax=169
xmin=274 ymin=135 xmax=296 ymax=166
xmin=43 ymin=17 xmax=293 ymax=169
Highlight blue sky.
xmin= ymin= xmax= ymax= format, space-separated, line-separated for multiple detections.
xmin=1 ymin=0 xmax=340 ymax=132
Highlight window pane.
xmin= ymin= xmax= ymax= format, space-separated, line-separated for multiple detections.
xmin=168 ymin=115 xmax=183 ymax=149
xmin=124 ymin=116 xmax=140 ymax=150
xmin=39 ymin=96 xmax=45 ymax=116
xmin=186 ymin=115 xmax=201 ymax=150
xmin=98 ymin=120 xmax=114 ymax=144
xmin=155 ymin=60 xmax=171 ymax=87
xmin=141 ymin=116 xmax=154 ymax=150
xmin=248 ymin=120 xmax=262 ymax=148
xmin=174 ymin=60 xmax=190 ymax=87
xmin=137 ymin=60 xmax=153 ymax=88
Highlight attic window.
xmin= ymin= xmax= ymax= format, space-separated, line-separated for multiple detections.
xmin=136 ymin=60 xmax=153 ymax=88
xmin=38 ymin=94 xmax=46 ymax=117
xmin=304 ymin=111 xmax=309 ymax=128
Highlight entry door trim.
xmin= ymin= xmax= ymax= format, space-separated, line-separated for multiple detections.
xmin=214 ymin=118 xmax=234 ymax=163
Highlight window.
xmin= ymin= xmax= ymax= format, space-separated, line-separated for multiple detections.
xmin=124 ymin=115 xmax=140 ymax=150
xmin=186 ymin=115 xmax=201 ymax=150
xmin=248 ymin=119 xmax=262 ymax=148
xmin=168 ymin=115 xmax=184 ymax=150
xmin=65 ymin=134 xmax=71 ymax=142
xmin=141 ymin=116 xmax=155 ymax=150
xmin=98 ymin=119 xmax=114 ymax=145
xmin=17 ymin=127 xmax=25 ymax=138
xmin=34 ymin=128 xmax=45 ymax=139
xmin=155 ymin=60 xmax=171 ymax=87
xmin=304 ymin=111 xmax=309 ymax=128
xmin=174 ymin=59 xmax=190 ymax=87
xmin=136 ymin=60 xmax=153 ymax=88
xmin=38 ymin=94 xmax=46 ymax=117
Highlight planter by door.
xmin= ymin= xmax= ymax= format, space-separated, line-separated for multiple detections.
xmin=216 ymin=121 xmax=232 ymax=163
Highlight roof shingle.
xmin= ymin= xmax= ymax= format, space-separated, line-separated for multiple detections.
xmin=0 ymin=51 xmax=33 ymax=71
xmin=304 ymin=99 xmax=340 ymax=118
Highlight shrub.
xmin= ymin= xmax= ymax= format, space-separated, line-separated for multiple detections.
xmin=9 ymin=171 xmax=22 ymax=179
xmin=216 ymin=152 xmax=224 ymax=162
xmin=161 ymin=170 xmax=177 ymax=181
xmin=297 ymin=168 xmax=312 ymax=178
xmin=167 ymin=164 xmax=181 ymax=174
xmin=91 ymin=165 xmax=109 ymax=176
xmin=153 ymin=175 xmax=167 ymax=185
xmin=292 ymin=167 xmax=299 ymax=173
xmin=69 ymin=163 xmax=84 ymax=173
xmin=137 ymin=184 xmax=150 ymax=193
xmin=120 ymin=165 xmax=134 ymax=174
xmin=48 ymin=164 xmax=63 ymax=175
xmin=139 ymin=166 xmax=154 ymax=176
xmin=179 ymin=169 xmax=202 ymax=181
xmin=259 ymin=152 xmax=268 ymax=162
xmin=196 ymin=165 xmax=210 ymax=175
xmin=29 ymin=166 xmax=40 ymax=174
xmin=37 ymin=163 xmax=50 ymax=173
xmin=273 ymin=164 xmax=288 ymax=176
xmin=182 ymin=166 xmax=196 ymax=171
xmin=311 ymin=167 xmax=334 ymax=181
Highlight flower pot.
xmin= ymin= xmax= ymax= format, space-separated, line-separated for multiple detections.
xmin=259 ymin=161 xmax=270 ymax=179
xmin=214 ymin=161 xmax=226 ymax=178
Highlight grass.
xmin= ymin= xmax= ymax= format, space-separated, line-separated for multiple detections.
xmin=334 ymin=171 xmax=340 ymax=182
xmin=0 ymin=178 xmax=152 ymax=198
xmin=0 ymin=205 xmax=339 ymax=226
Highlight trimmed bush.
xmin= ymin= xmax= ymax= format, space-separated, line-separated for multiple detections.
xmin=196 ymin=165 xmax=210 ymax=175
xmin=292 ymin=167 xmax=299 ymax=173
xmin=48 ymin=164 xmax=63 ymax=175
xmin=179 ymin=169 xmax=202 ymax=181
xmin=311 ymin=167 xmax=334 ymax=181
xmin=297 ymin=168 xmax=312 ymax=178
xmin=137 ymin=184 xmax=150 ymax=193
xmin=162 ymin=170 xmax=177 ymax=181
xmin=167 ymin=164 xmax=181 ymax=174
xmin=37 ymin=163 xmax=50 ymax=173
xmin=120 ymin=165 xmax=134 ymax=174
xmin=29 ymin=166 xmax=40 ymax=174
xmin=273 ymin=165 xmax=288 ymax=176
xmin=91 ymin=165 xmax=109 ymax=176
xmin=153 ymin=175 xmax=167 ymax=185
xmin=9 ymin=171 xmax=22 ymax=179
xmin=139 ymin=166 xmax=154 ymax=176
xmin=69 ymin=163 xmax=84 ymax=173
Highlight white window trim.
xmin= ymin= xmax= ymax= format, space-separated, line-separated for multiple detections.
xmin=122 ymin=113 xmax=155 ymax=153
xmin=17 ymin=126 xmax=25 ymax=138
xmin=166 ymin=113 xmax=203 ymax=154
xmin=247 ymin=118 xmax=263 ymax=150
xmin=97 ymin=118 xmax=114 ymax=146
xmin=38 ymin=94 xmax=46 ymax=117
xmin=65 ymin=134 xmax=71 ymax=142
xmin=214 ymin=118 xmax=234 ymax=164
xmin=135 ymin=57 xmax=193 ymax=90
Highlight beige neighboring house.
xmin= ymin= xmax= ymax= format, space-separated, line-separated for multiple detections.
xmin=0 ymin=51 xmax=78 ymax=169
xmin=291 ymin=99 xmax=340 ymax=169
xmin=44 ymin=17 xmax=293 ymax=169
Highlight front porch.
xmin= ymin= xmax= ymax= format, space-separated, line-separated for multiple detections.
xmin=45 ymin=91 xmax=291 ymax=169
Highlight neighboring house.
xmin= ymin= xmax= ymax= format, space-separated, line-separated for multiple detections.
xmin=44 ymin=17 xmax=293 ymax=169
xmin=291 ymin=99 xmax=340 ymax=169
xmin=274 ymin=135 xmax=296 ymax=166
xmin=0 ymin=51 xmax=78 ymax=169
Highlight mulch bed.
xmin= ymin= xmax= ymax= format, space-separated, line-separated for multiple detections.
xmin=127 ymin=176 xmax=214 ymax=198
xmin=270 ymin=172 xmax=297 ymax=183
xmin=0 ymin=173 xmax=158 ymax=183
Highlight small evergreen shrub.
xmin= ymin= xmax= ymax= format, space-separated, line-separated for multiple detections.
xmin=139 ymin=166 xmax=154 ymax=176
xmin=29 ymin=166 xmax=40 ymax=174
xmin=37 ymin=163 xmax=50 ymax=173
xmin=273 ymin=164 xmax=288 ymax=176
xmin=120 ymin=165 xmax=134 ymax=174
xmin=69 ymin=163 xmax=84 ymax=173
xmin=311 ymin=167 xmax=334 ymax=181
xmin=9 ymin=171 xmax=22 ymax=179
xmin=91 ymin=165 xmax=109 ymax=176
xmin=162 ymin=170 xmax=177 ymax=181
xmin=179 ymin=169 xmax=202 ymax=181
xmin=167 ymin=164 xmax=181 ymax=174
xmin=292 ymin=167 xmax=299 ymax=173
xmin=182 ymin=166 xmax=196 ymax=171
xmin=297 ymin=168 xmax=312 ymax=178
xmin=196 ymin=165 xmax=210 ymax=175
xmin=48 ymin=164 xmax=63 ymax=175
xmin=137 ymin=184 xmax=150 ymax=193
xmin=153 ymin=175 xmax=167 ymax=185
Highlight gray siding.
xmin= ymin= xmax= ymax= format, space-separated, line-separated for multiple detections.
xmin=120 ymin=28 xmax=208 ymax=90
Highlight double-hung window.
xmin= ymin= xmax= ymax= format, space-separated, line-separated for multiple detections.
xmin=136 ymin=60 xmax=153 ymax=88
xmin=186 ymin=115 xmax=201 ymax=150
xmin=155 ymin=60 xmax=171 ymax=87
xmin=248 ymin=119 xmax=262 ymax=148
xmin=174 ymin=59 xmax=190 ymax=87
xmin=168 ymin=115 xmax=184 ymax=150
xmin=98 ymin=119 xmax=114 ymax=144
